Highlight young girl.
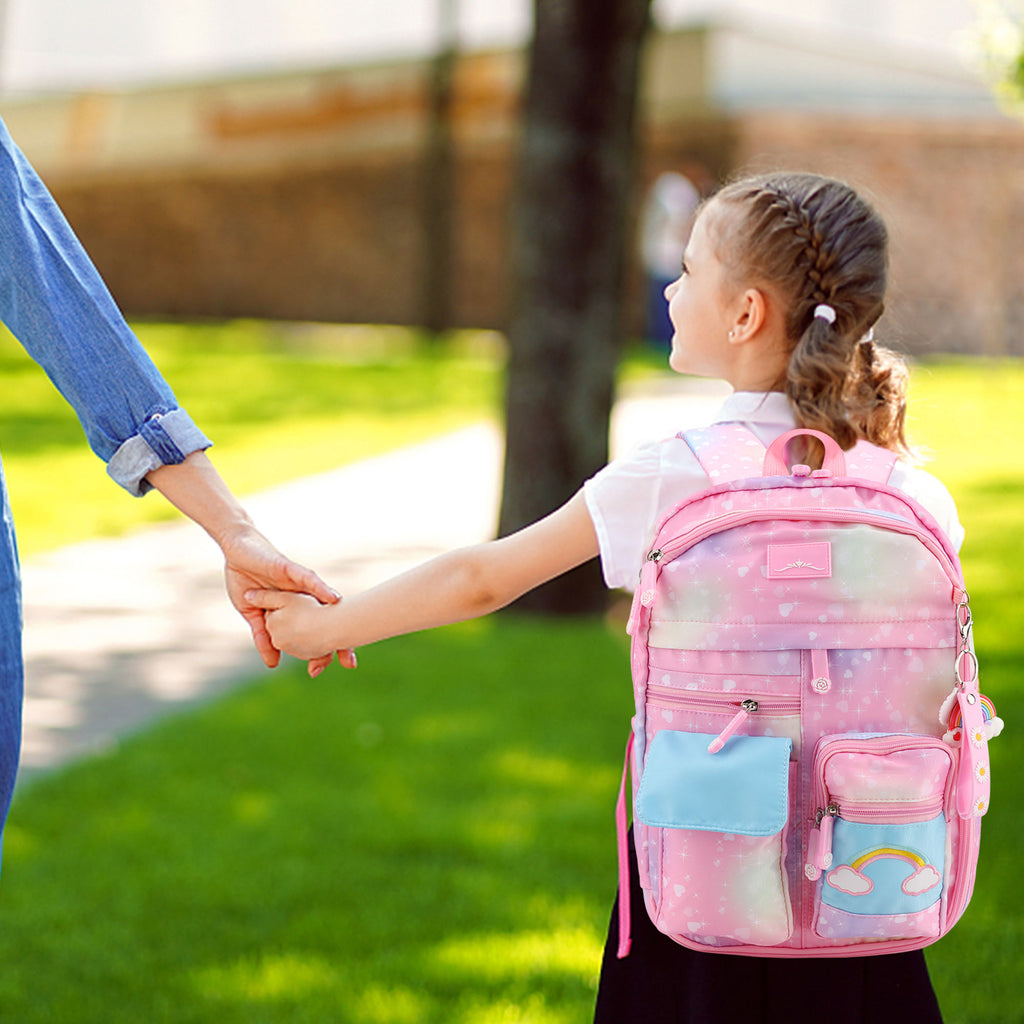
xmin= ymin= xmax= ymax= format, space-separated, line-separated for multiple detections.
xmin=248 ymin=172 xmax=958 ymax=1023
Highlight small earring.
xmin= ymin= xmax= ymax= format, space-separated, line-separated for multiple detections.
xmin=728 ymin=329 xmax=736 ymax=339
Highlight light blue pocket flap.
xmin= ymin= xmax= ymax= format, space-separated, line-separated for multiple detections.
xmin=636 ymin=732 xmax=792 ymax=835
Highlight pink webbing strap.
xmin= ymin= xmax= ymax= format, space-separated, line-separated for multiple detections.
xmin=686 ymin=424 xmax=898 ymax=485
xmin=763 ymin=429 xmax=846 ymax=476
xmin=615 ymin=733 xmax=635 ymax=958
xmin=764 ymin=430 xmax=899 ymax=483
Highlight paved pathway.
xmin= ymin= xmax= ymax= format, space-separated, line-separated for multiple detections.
xmin=18 ymin=377 xmax=730 ymax=785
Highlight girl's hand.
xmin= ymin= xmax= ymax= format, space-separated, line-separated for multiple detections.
xmin=245 ymin=588 xmax=354 ymax=676
xmin=219 ymin=523 xmax=337 ymax=668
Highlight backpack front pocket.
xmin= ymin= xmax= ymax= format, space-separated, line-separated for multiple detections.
xmin=806 ymin=735 xmax=955 ymax=943
xmin=636 ymin=730 xmax=794 ymax=948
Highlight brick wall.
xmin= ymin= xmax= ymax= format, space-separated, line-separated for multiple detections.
xmin=47 ymin=139 xmax=518 ymax=329
xmin=29 ymin=61 xmax=1024 ymax=357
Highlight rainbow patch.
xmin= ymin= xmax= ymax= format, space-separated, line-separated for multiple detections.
xmin=826 ymin=848 xmax=941 ymax=898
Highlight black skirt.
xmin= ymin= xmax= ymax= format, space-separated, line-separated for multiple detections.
xmin=594 ymin=835 xmax=944 ymax=1024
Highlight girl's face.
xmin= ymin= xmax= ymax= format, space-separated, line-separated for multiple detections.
xmin=664 ymin=203 xmax=739 ymax=380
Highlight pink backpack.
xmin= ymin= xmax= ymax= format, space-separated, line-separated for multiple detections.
xmin=615 ymin=426 xmax=1000 ymax=958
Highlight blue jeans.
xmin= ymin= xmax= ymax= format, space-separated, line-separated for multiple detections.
xmin=0 ymin=117 xmax=211 ymax=862
xmin=0 ymin=466 xmax=22 ymax=858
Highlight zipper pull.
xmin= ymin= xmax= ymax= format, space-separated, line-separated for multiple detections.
xmin=804 ymin=804 xmax=838 ymax=880
xmin=627 ymin=550 xmax=662 ymax=635
xmin=708 ymin=699 xmax=758 ymax=754
xmin=639 ymin=550 xmax=662 ymax=607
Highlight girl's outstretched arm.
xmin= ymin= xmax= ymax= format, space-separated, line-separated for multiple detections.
xmin=246 ymin=489 xmax=600 ymax=665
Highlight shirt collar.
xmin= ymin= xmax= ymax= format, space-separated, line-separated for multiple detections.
xmin=712 ymin=391 xmax=796 ymax=426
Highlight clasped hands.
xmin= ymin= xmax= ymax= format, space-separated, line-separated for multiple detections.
xmin=221 ymin=522 xmax=354 ymax=678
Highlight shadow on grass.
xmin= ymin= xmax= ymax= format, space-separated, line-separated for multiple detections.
xmin=3 ymin=617 xmax=1017 ymax=1023
xmin=0 ymin=618 xmax=631 ymax=1024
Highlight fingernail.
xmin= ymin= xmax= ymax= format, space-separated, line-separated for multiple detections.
xmin=310 ymin=664 xmax=324 ymax=679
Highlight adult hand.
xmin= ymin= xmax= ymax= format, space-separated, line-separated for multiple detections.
xmin=219 ymin=523 xmax=357 ymax=671
xmin=146 ymin=453 xmax=356 ymax=673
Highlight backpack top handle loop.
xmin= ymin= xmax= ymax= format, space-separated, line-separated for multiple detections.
xmin=763 ymin=428 xmax=846 ymax=478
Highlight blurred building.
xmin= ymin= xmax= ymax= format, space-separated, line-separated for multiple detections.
xmin=2 ymin=18 xmax=1022 ymax=355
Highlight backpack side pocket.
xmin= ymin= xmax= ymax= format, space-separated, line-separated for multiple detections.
xmin=636 ymin=731 xmax=794 ymax=947
xmin=807 ymin=736 xmax=954 ymax=943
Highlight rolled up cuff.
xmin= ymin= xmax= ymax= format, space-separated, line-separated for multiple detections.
xmin=107 ymin=409 xmax=213 ymax=496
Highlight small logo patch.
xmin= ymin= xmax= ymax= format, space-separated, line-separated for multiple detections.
xmin=766 ymin=542 xmax=832 ymax=579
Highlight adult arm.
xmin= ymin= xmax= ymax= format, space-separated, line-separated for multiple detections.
xmin=0 ymin=117 xmax=211 ymax=495
xmin=0 ymin=118 xmax=342 ymax=668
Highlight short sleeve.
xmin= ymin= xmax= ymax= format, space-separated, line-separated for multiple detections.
xmin=584 ymin=442 xmax=665 ymax=590
xmin=583 ymin=437 xmax=710 ymax=590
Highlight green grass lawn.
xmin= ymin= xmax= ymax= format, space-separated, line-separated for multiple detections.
xmin=902 ymin=359 xmax=1024 ymax=1022
xmin=0 ymin=336 xmax=1021 ymax=1022
xmin=0 ymin=620 xmax=630 ymax=1024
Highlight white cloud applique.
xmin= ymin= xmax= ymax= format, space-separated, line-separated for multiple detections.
xmin=901 ymin=864 xmax=941 ymax=896
xmin=826 ymin=865 xmax=873 ymax=895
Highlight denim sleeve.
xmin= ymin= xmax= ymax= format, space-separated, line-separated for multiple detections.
xmin=0 ymin=117 xmax=211 ymax=497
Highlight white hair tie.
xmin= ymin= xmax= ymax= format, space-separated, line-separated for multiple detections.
xmin=813 ymin=303 xmax=837 ymax=324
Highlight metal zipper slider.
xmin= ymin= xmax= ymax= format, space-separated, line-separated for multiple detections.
xmin=707 ymin=698 xmax=759 ymax=754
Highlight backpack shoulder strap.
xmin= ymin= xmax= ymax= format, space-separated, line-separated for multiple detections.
xmin=681 ymin=423 xmax=767 ymax=484
xmin=683 ymin=424 xmax=899 ymax=485
xmin=845 ymin=440 xmax=899 ymax=484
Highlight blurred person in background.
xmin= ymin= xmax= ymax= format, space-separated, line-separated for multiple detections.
xmin=640 ymin=171 xmax=700 ymax=349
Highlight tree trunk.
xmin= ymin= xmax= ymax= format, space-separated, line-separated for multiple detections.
xmin=499 ymin=0 xmax=652 ymax=614
xmin=420 ymin=0 xmax=458 ymax=336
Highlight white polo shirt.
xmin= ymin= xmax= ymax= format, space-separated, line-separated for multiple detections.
xmin=583 ymin=391 xmax=964 ymax=591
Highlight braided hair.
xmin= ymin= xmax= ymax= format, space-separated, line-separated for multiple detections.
xmin=706 ymin=172 xmax=911 ymax=456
